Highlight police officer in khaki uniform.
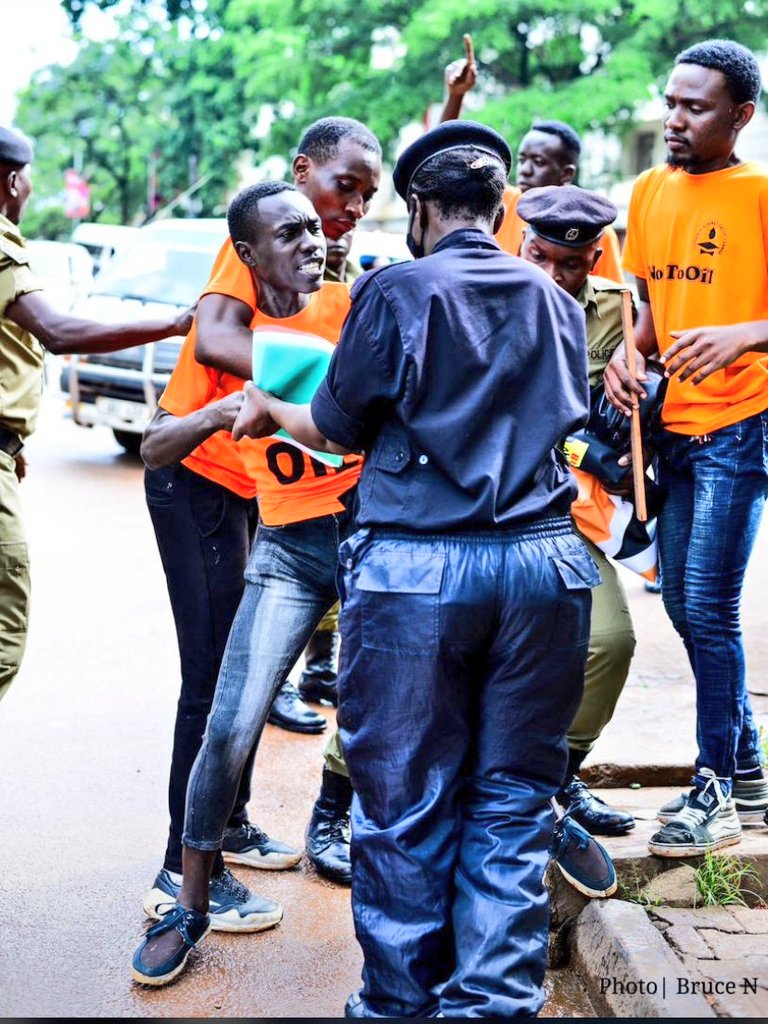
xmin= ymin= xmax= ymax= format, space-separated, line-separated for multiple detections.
xmin=518 ymin=184 xmax=638 ymax=836
xmin=0 ymin=126 xmax=193 ymax=704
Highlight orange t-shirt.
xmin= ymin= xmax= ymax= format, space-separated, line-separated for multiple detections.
xmin=623 ymin=162 xmax=768 ymax=435
xmin=494 ymin=185 xmax=526 ymax=257
xmin=497 ymin=183 xmax=623 ymax=282
xmin=161 ymin=241 xmax=362 ymax=524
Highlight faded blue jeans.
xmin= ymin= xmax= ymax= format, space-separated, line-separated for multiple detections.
xmin=657 ymin=411 xmax=768 ymax=790
xmin=183 ymin=508 xmax=353 ymax=850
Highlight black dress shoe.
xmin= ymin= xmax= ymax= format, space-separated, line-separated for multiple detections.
xmin=557 ymin=775 xmax=635 ymax=836
xmin=267 ymin=681 xmax=327 ymax=734
xmin=298 ymin=629 xmax=339 ymax=707
xmin=306 ymin=768 xmax=352 ymax=885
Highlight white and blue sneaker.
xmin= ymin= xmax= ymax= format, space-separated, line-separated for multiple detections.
xmin=649 ymin=769 xmax=741 ymax=857
xmin=143 ymin=866 xmax=283 ymax=933
xmin=658 ymin=776 xmax=768 ymax=826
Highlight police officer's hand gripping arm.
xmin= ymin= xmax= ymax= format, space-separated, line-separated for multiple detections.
xmin=6 ymin=290 xmax=195 ymax=357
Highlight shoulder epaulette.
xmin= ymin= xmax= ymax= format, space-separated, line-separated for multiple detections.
xmin=0 ymin=233 xmax=30 ymax=266
xmin=589 ymin=275 xmax=629 ymax=294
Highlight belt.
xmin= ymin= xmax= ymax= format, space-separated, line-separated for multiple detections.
xmin=0 ymin=425 xmax=24 ymax=458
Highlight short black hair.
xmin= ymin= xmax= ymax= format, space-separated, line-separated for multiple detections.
xmin=227 ymin=180 xmax=296 ymax=243
xmin=297 ymin=117 xmax=382 ymax=164
xmin=529 ymin=120 xmax=582 ymax=166
xmin=410 ymin=146 xmax=507 ymax=221
xmin=675 ymin=39 xmax=761 ymax=105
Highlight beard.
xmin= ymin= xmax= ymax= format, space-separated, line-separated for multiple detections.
xmin=666 ymin=151 xmax=700 ymax=172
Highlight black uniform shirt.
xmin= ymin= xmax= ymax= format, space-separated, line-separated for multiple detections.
xmin=311 ymin=229 xmax=590 ymax=531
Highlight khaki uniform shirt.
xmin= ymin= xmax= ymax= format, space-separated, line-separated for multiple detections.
xmin=323 ymin=259 xmax=361 ymax=285
xmin=577 ymin=274 xmax=627 ymax=387
xmin=0 ymin=214 xmax=44 ymax=440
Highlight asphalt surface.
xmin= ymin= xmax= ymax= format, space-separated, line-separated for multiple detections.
xmin=3 ymin=380 xmax=766 ymax=1017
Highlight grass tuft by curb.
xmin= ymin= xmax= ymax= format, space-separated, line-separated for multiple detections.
xmin=695 ymin=851 xmax=764 ymax=908
xmin=617 ymin=863 xmax=663 ymax=908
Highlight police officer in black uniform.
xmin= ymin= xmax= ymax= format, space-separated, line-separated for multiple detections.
xmin=232 ymin=121 xmax=599 ymax=1018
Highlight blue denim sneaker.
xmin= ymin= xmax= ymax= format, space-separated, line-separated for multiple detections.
xmin=552 ymin=815 xmax=617 ymax=898
xmin=143 ymin=866 xmax=283 ymax=933
xmin=132 ymin=904 xmax=210 ymax=987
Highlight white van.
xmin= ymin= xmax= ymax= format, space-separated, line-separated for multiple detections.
xmin=70 ymin=222 xmax=141 ymax=274
xmin=61 ymin=218 xmax=227 ymax=453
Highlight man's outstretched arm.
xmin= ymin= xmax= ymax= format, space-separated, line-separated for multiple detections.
xmin=6 ymin=291 xmax=194 ymax=355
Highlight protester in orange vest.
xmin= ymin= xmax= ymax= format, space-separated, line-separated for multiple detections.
xmin=133 ymin=182 xmax=365 ymax=986
xmin=135 ymin=119 xmax=381 ymax=949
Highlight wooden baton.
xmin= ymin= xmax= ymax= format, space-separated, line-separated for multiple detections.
xmin=620 ymin=289 xmax=648 ymax=522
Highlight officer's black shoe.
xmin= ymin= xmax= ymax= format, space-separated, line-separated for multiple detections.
xmin=306 ymin=768 xmax=352 ymax=885
xmin=298 ymin=629 xmax=339 ymax=707
xmin=267 ymin=681 xmax=327 ymax=734
xmin=557 ymin=775 xmax=635 ymax=836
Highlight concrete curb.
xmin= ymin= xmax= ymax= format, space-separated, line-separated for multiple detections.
xmin=581 ymin=762 xmax=693 ymax=788
xmin=570 ymin=900 xmax=715 ymax=1017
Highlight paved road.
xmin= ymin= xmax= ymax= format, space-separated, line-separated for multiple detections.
xmin=1 ymin=384 xmax=766 ymax=1017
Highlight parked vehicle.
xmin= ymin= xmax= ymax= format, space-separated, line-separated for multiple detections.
xmin=60 ymin=218 xmax=227 ymax=454
xmin=349 ymin=228 xmax=411 ymax=270
xmin=26 ymin=239 xmax=95 ymax=313
xmin=70 ymin=222 xmax=141 ymax=274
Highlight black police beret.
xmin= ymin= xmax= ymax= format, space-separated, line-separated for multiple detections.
xmin=0 ymin=127 xmax=33 ymax=166
xmin=517 ymin=185 xmax=618 ymax=248
xmin=393 ymin=120 xmax=512 ymax=201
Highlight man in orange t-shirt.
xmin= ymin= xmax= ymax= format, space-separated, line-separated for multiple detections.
xmin=440 ymin=40 xmax=623 ymax=280
xmin=133 ymin=181 xmax=364 ymax=986
xmin=604 ymin=40 xmax=768 ymax=860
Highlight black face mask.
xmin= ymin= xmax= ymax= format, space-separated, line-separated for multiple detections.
xmin=406 ymin=200 xmax=428 ymax=260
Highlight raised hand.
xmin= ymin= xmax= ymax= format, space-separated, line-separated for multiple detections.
xmin=445 ymin=34 xmax=477 ymax=96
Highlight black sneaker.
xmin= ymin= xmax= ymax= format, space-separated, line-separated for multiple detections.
xmin=551 ymin=815 xmax=617 ymax=898
xmin=222 ymin=823 xmax=301 ymax=870
xmin=143 ymin=866 xmax=283 ymax=933
xmin=267 ymin=681 xmax=327 ymax=734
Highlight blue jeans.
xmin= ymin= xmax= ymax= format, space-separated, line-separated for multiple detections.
xmin=657 ymin=411 xmax=768 ymax=788
xmin=183 ymin=508 xmax=353 ymax=850
xmin=336 ymin=518 xmax=597 ymax=1018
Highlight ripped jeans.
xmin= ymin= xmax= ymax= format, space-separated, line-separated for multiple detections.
xmin=657 ymin=411 xmax=768 ymax=788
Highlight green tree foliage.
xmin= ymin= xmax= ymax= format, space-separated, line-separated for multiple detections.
xmin=16 ymin=0 xmax=768 ymax=226
xmin=17 ymin=8 xmax=250 ymax=225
